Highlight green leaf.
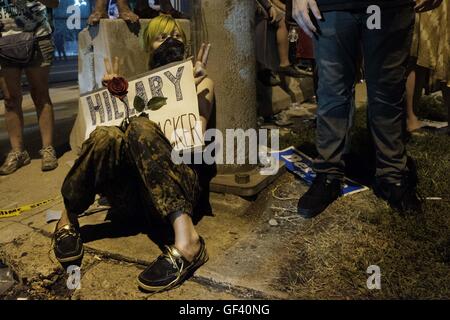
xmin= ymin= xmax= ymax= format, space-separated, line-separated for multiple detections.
xmin=133 ymin=95 xmax=146 ymax=113
xmin=147 ymin=97 xmax=168 ymax=111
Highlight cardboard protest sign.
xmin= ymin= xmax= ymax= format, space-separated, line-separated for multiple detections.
xmin=271 ymin=147 xmax=369 ymax=196
xmin=70 ymin=59 xmax=203 ymax=152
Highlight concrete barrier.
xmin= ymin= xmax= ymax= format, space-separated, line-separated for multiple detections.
xmin=70 ymin=19 xmax=191 ymax=152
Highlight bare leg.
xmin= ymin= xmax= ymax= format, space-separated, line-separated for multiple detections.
xmin=25 ymin=66 xmax=54 ymax=148
xmin=276 ymin=16 xmax=290 ymax=67
xmin=56 ymin=209 xmax=79 ymax=230
xmin=2 ymin=68 xmax=24 ymax=152
xmin=169 ymin=212 xmax=200 ymax=262
xmin=406 ymin=69 xmax=422 ymax=131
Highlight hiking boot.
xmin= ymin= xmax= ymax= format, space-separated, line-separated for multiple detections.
xmin=53 ymin=224 xmax=84 ymax=263
xmin=0 ymin=150 xmax=31 ymax=175
xmin=297 ymin=174 xmax=342 ymax=219
xmin=137 ymin=237 xmax=208 ymax=292
xmin=40 ymin=146 xmax=58 ymax=172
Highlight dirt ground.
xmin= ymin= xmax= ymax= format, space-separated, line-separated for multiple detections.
xmin=0 ymin=94 xmax=449 ymax=300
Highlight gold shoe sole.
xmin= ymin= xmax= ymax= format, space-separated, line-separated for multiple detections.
xmin=137 ymin=249 xmax=209 ymax=293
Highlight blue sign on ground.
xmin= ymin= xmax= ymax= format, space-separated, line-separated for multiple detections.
xmin=272 ymin=147 xmax=369 ymax=196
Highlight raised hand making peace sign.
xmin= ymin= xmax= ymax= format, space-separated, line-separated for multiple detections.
xmin=102 ymin=56 xmax=124 ymax=87
xmin=194 ymin=43 xmax=211 ymax=86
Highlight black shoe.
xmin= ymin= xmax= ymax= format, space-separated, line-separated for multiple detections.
xmin=373 ymin=157 xmax=422 ymax=214
xmin=53 ymin=224 xmax=84 ymax=263
xmin=257 ymin=69 xmax=281 ymax=87
xmin=373 ymin=180 xmax=423 ymax=214
xmin=373 ymin=179 xmax=422 ymax=214
xmin=297 ymin=174 xmax=342 ymax=219
xmin=137 ymin=237 xmax=208 ymax=293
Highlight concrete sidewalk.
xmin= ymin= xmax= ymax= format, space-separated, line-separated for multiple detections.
xmin=0 ymin=149 xmax=314 ymax=299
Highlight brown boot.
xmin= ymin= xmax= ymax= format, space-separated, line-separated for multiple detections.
xmin=87 ymin=0 xmax=108 ymax=25
xmin=117 ymin=0 xmax=139 ymax=23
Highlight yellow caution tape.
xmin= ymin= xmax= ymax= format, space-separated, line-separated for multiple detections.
xmin=0 ymin=198 xmax=57 ymax=219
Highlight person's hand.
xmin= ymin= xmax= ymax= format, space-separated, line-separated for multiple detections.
xmin=268 ymin=6 xmax=278 ymax=23
xmin=415 ymin=0 xmax=443 ymax=12
xmin=292 ymin=0 xmax=322 ymax=38
xmin=194 ymin=43 xmax=211 ymax=86
xmin=102 ymin=56 xmax=123 ymax=87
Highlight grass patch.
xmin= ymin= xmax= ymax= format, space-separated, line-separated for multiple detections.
xmin=277 ymin=102 xmax=450 ymax=299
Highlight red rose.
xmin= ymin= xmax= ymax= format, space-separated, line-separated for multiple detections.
xmin=107 ymin=77 xmax=129 ymax=99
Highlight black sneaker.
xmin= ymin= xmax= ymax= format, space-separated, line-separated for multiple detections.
xmin=373 ymin=179 xmax=422 ymax=214
xmin=137 ymin=237 xmax=208 ymax=293
xmin=373 ymin=157 xmax=422 ymax=214
xmin=53 ymin=224 xmax=84 ymax=263
xmin=297 ymin=174 xmax=342 ymax=219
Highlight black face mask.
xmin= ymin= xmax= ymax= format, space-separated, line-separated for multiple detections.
xmin=150 ymin=37 xmax=185 ymax=69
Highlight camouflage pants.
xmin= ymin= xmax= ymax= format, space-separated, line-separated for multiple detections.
xmin=61 ymin=116 xmax=199 ymax=222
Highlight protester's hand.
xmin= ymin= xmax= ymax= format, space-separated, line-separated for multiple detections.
xmin=194 ymin=43 xmax=210 ymax=86
xmin=415 ymin=0 xmax=443 ymax=12
xmin=102 ymin=56 xmax=123 ymax=87
xmin=292 ymin=0 xmax=322 ymax=38
xmin=268 ymin=6 xmax=278 ymax=23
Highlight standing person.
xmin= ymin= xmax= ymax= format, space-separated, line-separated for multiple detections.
xmin=292 ymin=0 xmax=442 ymax=217
xmin=406 ymin=0 xmax=449 ymax=133
xmin=0 ymin=0 xmax=59 ymax=175
xmin=53 ymin=32 xmax=67 ymax=61
xmin=256 ymin=0 xmax=304 ymax=79
xmin=52 ymin=15 xmax=215 ymax=293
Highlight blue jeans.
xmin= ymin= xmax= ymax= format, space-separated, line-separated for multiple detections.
xmin=313 ymin=6 xmax=415 ymax=184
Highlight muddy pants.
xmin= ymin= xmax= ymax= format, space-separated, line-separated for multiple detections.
xmin=61 ymin=116 xmax=199 ymax=222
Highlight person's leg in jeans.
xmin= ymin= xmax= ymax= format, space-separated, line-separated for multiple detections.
xmin=298 ymin=11 xmax=359 ymax=218
xmin=362 ymin=6 xmax=421 ymax=212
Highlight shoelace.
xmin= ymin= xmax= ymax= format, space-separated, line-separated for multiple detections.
xmin=5 ymin=151 xmax=23 ymax=163
xmin=164 ymin=246 xmax=184 ymax=273
xmin=40 ymin=146 xmax=55 ymax=158
xmin=54 ymin=225 xmax=79 ymax=244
